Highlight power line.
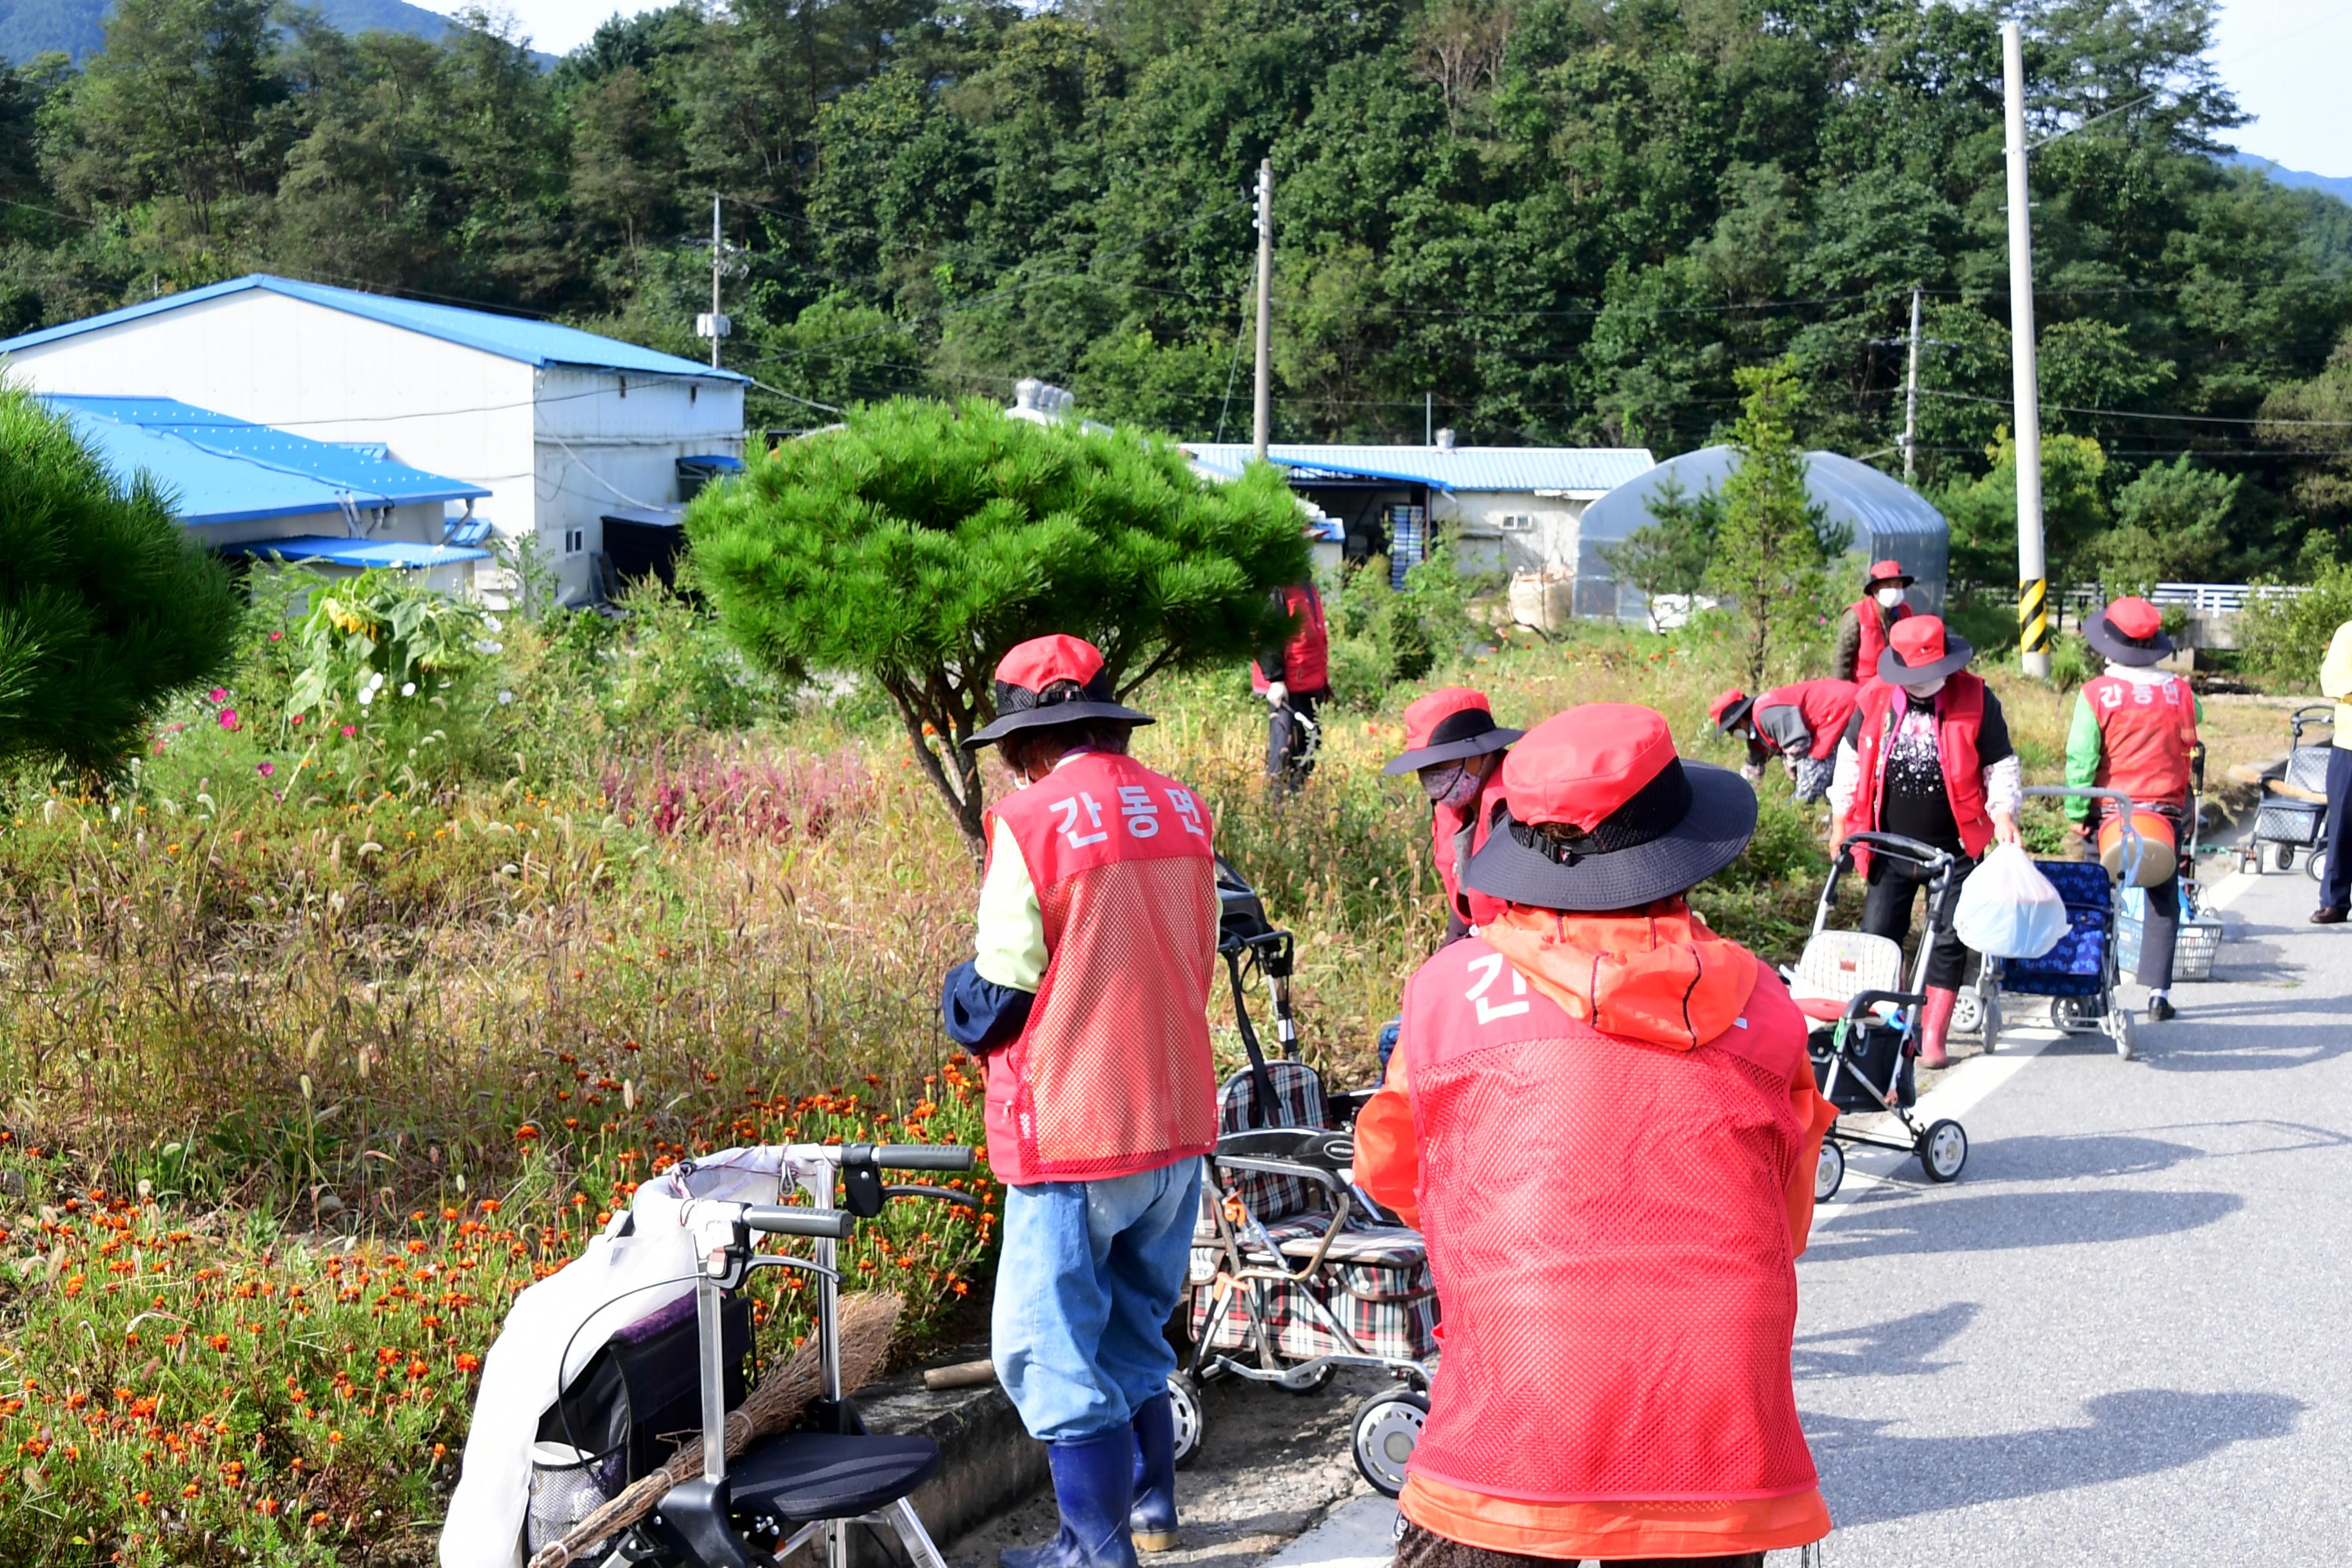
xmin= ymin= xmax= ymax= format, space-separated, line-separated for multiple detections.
xmin=1914 ymin=386 xmax=2352 ymax=427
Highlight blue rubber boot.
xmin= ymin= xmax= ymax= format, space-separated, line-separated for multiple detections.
xmin=1127 ymin=1393 xmax=1179 ymax=1553
xmin=1000 ymin=1429 xmax=1143 ymax=1568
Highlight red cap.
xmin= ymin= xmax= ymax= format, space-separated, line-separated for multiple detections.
xmin=1888 ymin=615 xmax=1948 ymax=667
xmin=1708 ymin=689 xmax=1749 ymax=725
xmin=1400 ymin=687 xmax=1493 ymax=751
xmin=1499 ymin=704 xmax=1678 ymax=832
xmin=1866 ymin=558 xmax=1910 ymax=585
xmin=995 ymin=634 xmax=1106 ymax=694
xmin=2105 ymin=596 xmax=2162 ymax=640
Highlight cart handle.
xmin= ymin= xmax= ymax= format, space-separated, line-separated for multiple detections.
xmin=1838 ymin=830 xmax=1956 ymax=872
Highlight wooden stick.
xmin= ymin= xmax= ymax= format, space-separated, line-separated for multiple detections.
xmin=527 ymin=1292 xmax=904 ymax=1568
xmin=921 ymin=1358 xmax=997 ymax=1391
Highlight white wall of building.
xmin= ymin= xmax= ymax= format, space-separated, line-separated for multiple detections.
xmin=1435 ymin=489 xmax=1603 ymax=576
xmin=0 ymin=289 xmax=746 ymax=603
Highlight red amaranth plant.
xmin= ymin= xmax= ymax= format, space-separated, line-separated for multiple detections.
xmin=601 ymin=741 xmax=876 ymax=843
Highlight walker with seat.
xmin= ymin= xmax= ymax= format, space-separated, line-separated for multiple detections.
xmin=1167 ymin=861 xmax=1437 ymax=1496
xmin=1784 ymin=830 xmax=1972 ymax=1200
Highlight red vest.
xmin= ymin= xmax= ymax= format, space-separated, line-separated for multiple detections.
xmin=1757 ymin=678 xmax=1860 ymax=761
xmin=2083 ymin=674 xmax=2198 ymax=807
xmin=1395 ymin=939 xmax=1819 ymax=1504
xmin=1847 ymin=674 xmax=1994 ymax=872
xmin=983 ymin=752 xmax=1220 ymax=1185
xmin=1848 ymin=598 xmax=1909 ymax=683
xmin=1251 ymin=583 xmax=1330 ymax=695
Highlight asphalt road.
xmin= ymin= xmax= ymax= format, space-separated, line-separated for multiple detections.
xmin=1794 ymin=858 xmax=2352 ymax=1564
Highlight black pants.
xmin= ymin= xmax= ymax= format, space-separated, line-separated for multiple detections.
xmin=2135 ymin=872 xmax=2182 ymax=990
xmin=2324 ymin=745 xmax=2352 ymax=912
xmin=1265 ymin=689 xmax=1324 ymax=794
xmin=1396 ymin=1519 xmax=1764 ymax=1568
xmin=1862 ymin=853 xmax=1975 ymax=992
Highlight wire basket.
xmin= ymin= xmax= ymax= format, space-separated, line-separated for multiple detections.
xmin=2117 ymin=888 xmax=2223 ymax=983
xmin=527 ymin=1441 xmax=618 ymax=1556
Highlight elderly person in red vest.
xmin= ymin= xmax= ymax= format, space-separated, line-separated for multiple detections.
xmin=1355 ymin=704 xmax=1837 ymax=1567
xmin=1709 ymin=678 xmax=1859 ymax=804
xmin=1828 ymin=616 xmax=2023 ymax=1068
xmin=1253 ymin=579 xmax=1331 ymax=795
xmin=939 ymin=634 xmax=1221 ymax=1568
xmin=1831 ymin=559 xmax=1914 ymax=684
xmin=1383 ymin=687 xmax=1523 ymax=946
xmin=2066 ymin=596 xmax=2202 ymax=1022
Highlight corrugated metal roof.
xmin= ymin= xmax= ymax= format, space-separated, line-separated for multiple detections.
xmin=0 ymin=274 xmax=749 ymax=383
xmin=1182 ymin=442 xmax=1656 ymax=494
xmin=48 ymin=396 xmax=490 ymax=526
xmin=213 ymin=536 xmax=493 ymax=569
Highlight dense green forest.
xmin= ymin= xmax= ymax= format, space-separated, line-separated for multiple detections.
xmin=3 ymin=0 xmax=2351 ymax=586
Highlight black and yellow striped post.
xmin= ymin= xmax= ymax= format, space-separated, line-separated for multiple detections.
xmin=2018 ymin=577 xmax=2050 ymax=662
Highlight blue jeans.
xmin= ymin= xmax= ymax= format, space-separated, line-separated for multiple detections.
xmin=991 ymin=1157 xmax=1202 ymax=1442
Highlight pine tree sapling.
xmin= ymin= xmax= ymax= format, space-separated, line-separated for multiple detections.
xmin=0 ymin=387 xmax=239 ymax=778
xmin=684 ymin=397 xmax=1308 ymax=851
xmin=1704 ymin=358 xmax=1845 ymax=689
xmin=1598 ymin=472 xmax=1716 ymax=631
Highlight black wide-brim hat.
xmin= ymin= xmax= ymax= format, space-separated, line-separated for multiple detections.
xmin=965 ymin=633 xmax=1155 ymax=749
xmin=1382 ymin=687 xmax=1524 ymax=775
xmin=2084 ymin=607 xmax=2175 ymax=667
xmin=1458 ymin=761 xmax=1759 ymax=912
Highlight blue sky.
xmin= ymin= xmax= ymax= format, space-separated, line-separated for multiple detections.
xmin=438 ymin=0 xmax=2352 ymax=179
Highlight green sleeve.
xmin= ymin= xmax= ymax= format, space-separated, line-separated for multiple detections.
xmin=2064 ymin=694 xmax=2102 ymax=819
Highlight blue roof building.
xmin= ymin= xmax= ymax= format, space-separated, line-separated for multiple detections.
xmin=1 ymin=275 xmax=749 ymax=606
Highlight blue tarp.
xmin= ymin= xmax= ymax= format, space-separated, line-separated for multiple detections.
xmin=213 ymin=536 xmax=492 ymax=570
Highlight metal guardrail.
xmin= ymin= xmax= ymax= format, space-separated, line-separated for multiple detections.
xmin=2057 ymin=582 xmax=2308 ymax=615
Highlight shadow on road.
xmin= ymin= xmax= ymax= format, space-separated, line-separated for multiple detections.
xmin=1807 ymin=1388 xmax=2305 ymax=1525
xmin=1965 ymin=1132 xmax=2204 ymax=1180
xmin=2135 ymin=1019 xmax=2352 ymax=1075
xmin=1795 ymin=1303 xmax=1978 ymax=1381
xmin=1803 ymin=1188 xmax=2241 ymax=1262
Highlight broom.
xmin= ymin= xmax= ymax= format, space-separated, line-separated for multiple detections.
xmin=527 ymin=1291 xmax=905 ymax=1568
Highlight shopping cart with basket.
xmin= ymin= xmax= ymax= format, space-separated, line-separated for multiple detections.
xmin=1783 ymin=830 xmax=1972 ymax=1202
xmin=2120 ymin=778 xmax=2223 ymax=984
xmin=1168 ymin=859 xmax=1436 ymax=1497
xmin=2246 ymin=703 xmax=2333 ymax=877
xmin=1993 ymin=786 xmax=2144 ymax=1058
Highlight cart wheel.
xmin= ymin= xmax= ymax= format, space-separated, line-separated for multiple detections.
xmin=2052 ymin=996 xmax=2089 ymax=1032
xmin=1917 ymin=1119 xmax=1968 ymax=1183
xmin=1979 ymin=990 xmax=2002 ymax=1054
xmin=1950 ymin=988 xmax=1983 ymax=1039
xmin=2275 ymin=843 xmax=2297 ymax=872
xmin=1351 ymin=1389 xmax=1429 ymax=1498
xmin=1815 ymin=1139 xmax=1845 ymax=1203
xmin=2111 ymin=1010 xmax=2135 ymax=1061
xmin=1165 ymin=1375 xmax=1204 ymax=1469
xmin=1278 ymin=1360 xmax=1336 ymax=1396
xmin=2310 ymin=848 xmax=2329 ymax=883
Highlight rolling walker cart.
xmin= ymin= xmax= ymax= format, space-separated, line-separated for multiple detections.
xmin=2246 ymin=704 xmax=2333 ymax=879
xmin=1786 ymin=830 xmax=1972 ymax=1202
xmin=1173 ymin=860 xmax=1437 ymax=1497
xmin=539 ymin=1142 xmax=978 ymax=1568
xmin=1994 ymin=786 xmax=2144 ymax=1058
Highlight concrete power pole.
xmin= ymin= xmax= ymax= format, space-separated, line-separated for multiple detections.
xmin=2003 ymin=22 xmax=2052 ymax=678
xmin=1252 ymin=159 xmax=1273 ymax=462
xmin=1902 ymin=286 xmax=1923 ymax=486
xmin=709 ymin=195 xmax=725 ymax=370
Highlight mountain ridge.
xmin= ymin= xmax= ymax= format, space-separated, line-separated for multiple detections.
xmin=2228 ymin=150 xmax=2352 ymax=207
xmin=0 ymin=0 xmax=559 ymax=64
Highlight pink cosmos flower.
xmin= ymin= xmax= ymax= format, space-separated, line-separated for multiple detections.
xmin=290 ymin=715 xmax=304 ymax=727
xmin=269 ymin=631 xmax=284 ymax=642
xmin=257 ymin=762 xmax=275 ymax=777
xmin=208 ymin=687 xmax=228 ymax=705
xmin=218 ymin=709 xmax=241 ymax=731
xmin=341 ymin=725 xmax=357 ymax=738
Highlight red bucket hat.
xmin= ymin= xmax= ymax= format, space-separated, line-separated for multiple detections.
xmin=2084 ymin=595 xmax=2174 ymax=667
xmin=965 ymin=634 xmax=1155 ymax=749
xmin=1863 ymin=558 xmax=1914 ymax=591
xmin=1878 ymin=614 xmax=1976 ymax=687
xmin=1462 ymin=703 xmax=1758 ymax=912
xmin=1709 ymin=687 xmax=1756 ymax=734
xmin=1380 ymin=687 xmax=1524 ymax=776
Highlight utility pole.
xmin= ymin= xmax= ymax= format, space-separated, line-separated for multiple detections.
xmin=2003 ymin=21 xmax=2051 ymax=679
xmin=1252 ymin=159 xmax=1273 ymax=462
xmin=698 ymin=195 xmax=731 ymax=370
xmin=1902 ymin=286 xmax=1922 ymax=486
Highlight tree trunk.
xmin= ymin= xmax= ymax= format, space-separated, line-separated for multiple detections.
xmin=883 ymin=676 xmax=988 ymax=864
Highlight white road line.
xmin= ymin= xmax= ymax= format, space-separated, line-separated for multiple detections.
xmin=1255 ymin=1493 xmax=1396 ymax=1568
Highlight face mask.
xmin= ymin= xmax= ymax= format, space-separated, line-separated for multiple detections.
xmin=1422 ymin=762 xmax=1482 ymax=808
xmin=1876 ymin=586 xmax=1906 ymax=609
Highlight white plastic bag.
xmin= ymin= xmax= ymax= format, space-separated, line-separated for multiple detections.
xmin=1953 ymin=842 xmax=2069 ymax=960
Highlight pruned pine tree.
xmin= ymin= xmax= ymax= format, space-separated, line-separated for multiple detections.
xmin=0 ymin=387 xmax=239 ymax=778
xmin=685 ymin=397 xmax=1309 ymax=854
xmin=1706 ymin=358 xmax=1846 ymax=691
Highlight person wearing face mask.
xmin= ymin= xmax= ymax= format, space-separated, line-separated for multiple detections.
xmin=1828 ymin=616 xmax=2023 ymax=1068
xmin=1709 ymin=678 xmax=1859 ymax=803
xmin=1832 ymin=560 xmax=1916 ymax=685
xmin=1382 ymin=687 xmax=1524 ymax=946
xmin=939 ymin=634 xmax=1223 ymax=1568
